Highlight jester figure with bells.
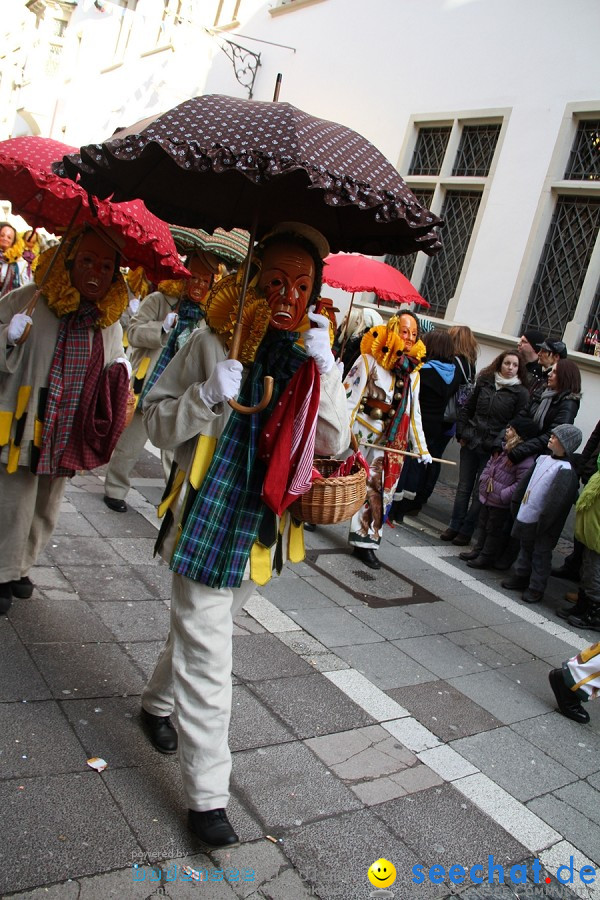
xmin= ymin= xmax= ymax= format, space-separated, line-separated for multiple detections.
xmin=139 ymin=223 xmax=349 ymax=848
xmin=103 ymin=249 xmax=220 ymax=512
xmin=0 ymin=226 xmax=132 ymax=613
xmin=345 ymin=312 xmax=429 ymax=569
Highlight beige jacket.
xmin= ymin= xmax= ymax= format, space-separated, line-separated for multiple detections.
xmin=126 ymin=290 xmax=179 ymax=388
xmin=0 ymin=284 xmax=124 ymax=467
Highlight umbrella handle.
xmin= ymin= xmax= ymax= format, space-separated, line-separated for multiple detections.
xmin=15 ymin=289 xmax=41 ymax=345
xmin=228 ymin=322 xmax=274 ymax=414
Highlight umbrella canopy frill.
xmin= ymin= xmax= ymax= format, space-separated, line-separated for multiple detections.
xmin=57 ymin=94 xmax=442 ymax=257
xmin=169 ymin=225 xmax=250 ymax=265
xmin=323 ymin=253 xmax=429 ymax=307
xmin=0 ymin=135 xmax=188 ymax=284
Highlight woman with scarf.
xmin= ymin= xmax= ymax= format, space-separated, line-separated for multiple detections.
xmin=0 ymin=226 xmax=131 ymax=614
xmin=504 ymin=358 xmax=581 ymax=467
xmin=1 ymin=222 xmax=29 ymax=298
xmin=441 ymin=350 xmax=529 ymax=546
xmin=103 ymin=250 xmax=219 ymax=512
xmin=138 ymin=223 xmax=348 ymax=849
xmin=388 ymin=328 xmax=459 ymax=522
xmin=345 ymin=311 xmax=428 ymax=569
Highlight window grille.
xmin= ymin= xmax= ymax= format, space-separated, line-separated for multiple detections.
xmin=383 ymin=189 xmax=435 ymax=284
xmin=419 ymin=191 xmax=482 ymax=317
xmin=521 ymin=195 xmax=600 ymax=339
xmin=452 ymin=124 xmax=501 ymax=177
xmin=579 ymin=278 xmax=600 ymax=351
xmin=408 ymin=127 xmax=451 ymax=176
xmin=565 ymin=120 xmax=600 ymax=181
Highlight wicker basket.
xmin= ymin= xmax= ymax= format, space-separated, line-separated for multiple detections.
xmin=288 ymin=456 xmax=367 ymax=525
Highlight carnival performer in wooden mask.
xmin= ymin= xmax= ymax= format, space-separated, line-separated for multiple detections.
xmin=103 ymin=250 xmax=220 ymax=512
xmin=345 ymin=311 xmax=430 ymax=569
xmin=0 ymin=226 xmax=132 ymax=613
xmin=138 ymin=222 xmax=349 ymax=849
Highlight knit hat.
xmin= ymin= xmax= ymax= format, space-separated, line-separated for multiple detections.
xmin=522 ymin=329 xmax=545 ymax=351
xmin=551 ymin=424 xmax=582 ymax=456
xmin=508 ymin=416 xmax=540 ymax=442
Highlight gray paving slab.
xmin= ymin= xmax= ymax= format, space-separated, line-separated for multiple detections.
xmin=306 ymin=548 xmax=418 ymax=603
xmin=0 ymin=699 xmax=87 ymax=777
xmin=375 ymin=783 xmax=529 ymax=881
xmin=5 ymin=883 xmax=80 ymax=899
xmin=230 ymin=684 xmax=295 ymax=751
xmin=555 ymin=779 xmax=600 ymax=829
xmin=451 ymin=727 xmax=577 ymax=801
xmin=286 ymin=607 xmax=384 ymax=647
xmin=123 ymin=641 xmax=164 ymax=680
xmin=280 ymin=808 xmax=441 ymax=900
xmin=305 ymin=723 xmax=417 ymax=779
xmin=496 ymin=658 xmax=558 ymax=701
xmin=52 ymin=511 xmax=98 ymax=536
xmin=394 ymin=634 xmax=487 ymax=678
xmin=296 ymin=572 xmax=360 ymax=606
xmin=0 ymin=772 xmax=141 ymax=895
xmin=9 ymin=595 xmax=114 ymax=644
xmin=106 ymin=537 xmax=162 ymax=566
xmin=231 ymin=633 xmax=314 ymax=681
xmin=257 ymin=577 xmax=337 ymax=610
xmin=387 ymin=680 xmax=502 ymax=741
xmin=448 ymin=668 xmax=552 ymax=724
xmin=345 ymin=602 xmax=439 ymax=638
xmin=334 ymin=640 xmax=438 ymax=689
xmin=56 ymin=564 xmax=159 ymax=602
xmin=0 ymin=619 xmax=52 ymax=701
xmin=446 ymin=626 xmax=535 ymax=668
xmin=210 ymin=840 xmax=308 ymax=900
xmin=491 ymin=621 xmax=580 ymax=661
xmin=231 ymin=743 xmax=362 ymax=829
xmin=77 ymin=866 xmax=175 ymax=899
xmin=250 ymin=673 xmax=375 ymax=739
xmin=233 ymin=610 xmax=266 ymax=634
xmin=403 ymin=601 xmax=480 ymax=634
xmin=441 ymin=589 xmax=523 ymax=626
xmin=45 ymin=535 xmax=127 ymax=567
xmin=138 ymin=563 xmax=174 ymax=600
xmin=527 ymin=792 xmax=600 ymax=865
xmin=90 ymin=600 xmax=170 ymax=642
xmin=59 ymin=695 xmax=180 ymax=769
xmin=152 ymin=853 xmax=245 ymax=898
xmin=27 ymin=565 xmax=74 ymax=591
xmin=68 ymin=500 xmax=159 ymax=539
xmin=512 ymin=712 xmax=600 ymax=777
xmin=29 ymin=641 xmax=145 ymax=699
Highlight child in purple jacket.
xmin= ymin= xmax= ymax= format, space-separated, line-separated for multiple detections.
xmin=460 ymin=416 xmax=540 ymax=569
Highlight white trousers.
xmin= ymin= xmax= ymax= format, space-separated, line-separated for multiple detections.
xmin=0 ymin=467 xmax=66 ymax=582
xmin=141 ymin=572 xmax=255 ymax=811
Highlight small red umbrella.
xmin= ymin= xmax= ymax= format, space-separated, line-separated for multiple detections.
xmin=323 ymin=253 xmax=429 ymax=307
xmin=0 ymin=135 xmax=188 ymax=283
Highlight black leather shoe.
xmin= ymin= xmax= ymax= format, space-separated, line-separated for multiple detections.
xmin=140 ymin=708 xmax=178 ymax=754
xmin=0 ymin=583 xmax=12 ymax=615
xmin=467 ymin=557 xmax=494 ymax=570
xmin=10 ymin=576 xmax=34 ymax=599
xmin=440 ymin=528 xmax=458 ymax=541
xmin=551 ymin=565 xmax=580 ymax=582
xmin=103 ymin=495 xmax=127 ymax=513
xmin=522 ymin=588 xmax=543 ymax=603
xmin=567 ymin=612 xmax=600 ymax=631
xmin=459 ymin=549 xmax=480 ymax=561
xmin=452 ymin=534 xmax=471 ymax=547
xmin=303 ymin=523 xmax=317 ymax=532
xmin=352 ymin=547 xmax=381 ymax=570
xmin=188 ymin=808 xmax=239 ymax=848
xmin=501 ymin=575 xmax=529 ymax=591
xmin=548 ymin=669 xmax=589 ymax=723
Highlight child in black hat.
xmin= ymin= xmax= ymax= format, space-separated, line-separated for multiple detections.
xmin=460 ymin=416 xmax=540 ymax=569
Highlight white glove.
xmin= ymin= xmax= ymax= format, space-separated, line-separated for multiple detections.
xmin=335 ymin=358 xmax=345 ymax=375
xmin=128 ymin=297 xmax=140 ymax=315
xmin=162 ymin=311 xmax=178 ymax=332
xmin=199 ymin=359 xmax=243 ymax=407
xmin=7 ymin=313 xmax=33 ymax=344
xmin=114 ymin=356 xmax=132 ymax=379
xmin=418 ymin=452 xmax=433 ymax=465
xmin=304 ymin=311 xmax=335 ymax=375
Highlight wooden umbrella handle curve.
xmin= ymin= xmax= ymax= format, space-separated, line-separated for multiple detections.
xmin=228 ymin=376 xmax=274 ymax=414
xmin=15 ymin=289 xmax=41 ymax=345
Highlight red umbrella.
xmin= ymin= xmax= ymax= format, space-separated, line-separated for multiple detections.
xmin=0 ymin=135 xmax=188 ymax=283
xmin=323 ymin=253 xmax=429 ymax=307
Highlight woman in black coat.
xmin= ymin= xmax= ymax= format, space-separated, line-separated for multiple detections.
xmin=440 ymin=350 xmax=529 ymax=545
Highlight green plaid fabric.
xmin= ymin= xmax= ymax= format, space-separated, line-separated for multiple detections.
xmin=171 ymin=332 xmax=307 ymax=588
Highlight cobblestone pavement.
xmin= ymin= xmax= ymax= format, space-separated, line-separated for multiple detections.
xmin=1 ymin=446 xmax=599 ymax=900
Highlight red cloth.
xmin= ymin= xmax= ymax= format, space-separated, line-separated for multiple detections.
xmin=60 ymin=348 xmax=129 ymax=473
xmin=259 ymin=359 xmax=321 ymax=516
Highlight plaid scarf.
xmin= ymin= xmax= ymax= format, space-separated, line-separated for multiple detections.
xmin=36 ymin=301 xmax=100 ymax=476
xmin=171 ymin=331 xmax=307 ymax=588
xmin=1 ymin=258 xmax=20 ymax=298
xmin=139 ymin=298 xmax=203 ymax=405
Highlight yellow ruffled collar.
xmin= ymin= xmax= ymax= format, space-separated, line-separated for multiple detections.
xmin=360 ymin=325 xmax=426 ymax=370
xmin=34 ymin=244 xmax=128 ymax=328
xmin=2 ymin=234 xmax=25 ymax=265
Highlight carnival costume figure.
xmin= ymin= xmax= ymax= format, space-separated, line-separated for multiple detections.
xmin=345 ymin=311 xmax=428 ymax=569
xmin=103 ymin=251 xmax=219 ymax=512
xmin=1 ymin=222 xmax=30 ymax=299
xmin=139 ymin=223 xmax=349 ymax=848
xmin=0 ymin=226 xmax=132 ymax=613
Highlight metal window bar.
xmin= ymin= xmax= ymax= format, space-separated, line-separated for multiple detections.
xmin=408 ymin=127 xmax=451 ymax=176
xmin=565 ymin=120 xmax=600 ymax=181
xmin=452 ymin=124 xmax=501 ymax=177
xmin=382 ymin=190 xmax=435 ymax=297
xmin=579 ymin=278 xmax=600 ymax=352
xmin=418 ymin=190 xmax=482 ymax=317
xmin=521 ymin=195 xmax=600 ymax=340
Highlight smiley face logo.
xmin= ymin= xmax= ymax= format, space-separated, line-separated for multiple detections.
xmin=367 ymin=858 xmax=396 ymax=888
